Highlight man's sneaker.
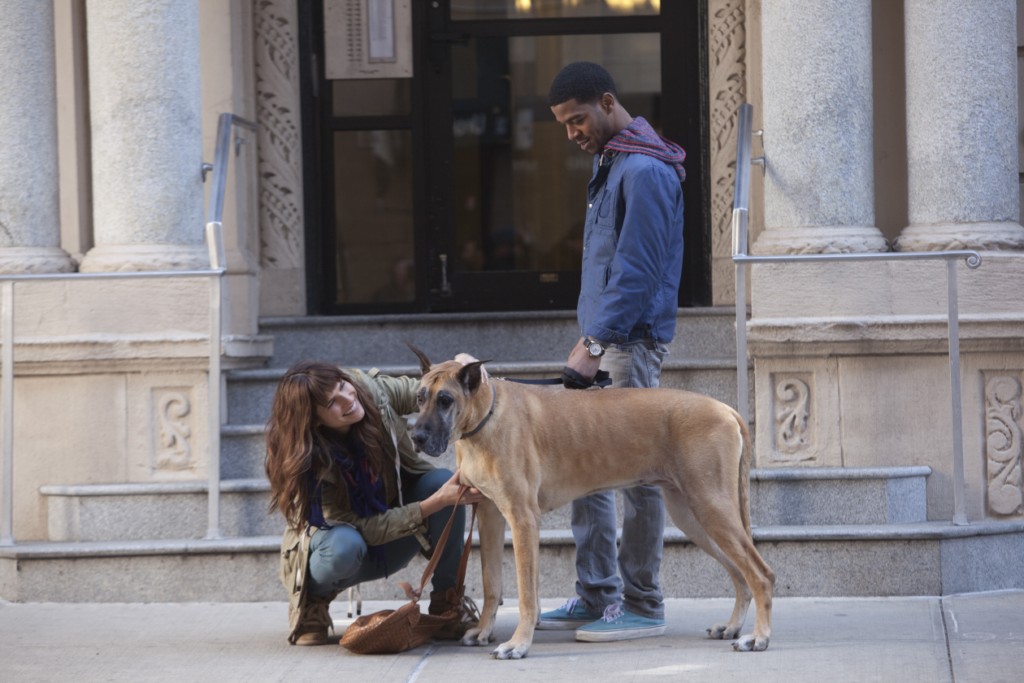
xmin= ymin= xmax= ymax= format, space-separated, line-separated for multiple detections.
xmin=537 ymin=598 xmax=603 ymax=630
xmin=575 ymin=603 xmax=666 ymax=642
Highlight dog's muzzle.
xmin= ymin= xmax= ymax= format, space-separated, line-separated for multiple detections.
xmin=411 ymin=426 xmax=448 ymax=458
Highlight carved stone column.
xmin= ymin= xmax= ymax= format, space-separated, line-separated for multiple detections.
xmin=0 ymin=2 xmax=75 ymax=273
xmin=254 ymin=0 xmax=307 ymax=314
xmin=707 ymin=0 xmax=747 ymax=305
xmin=755 ymin=0 xmax=886 ymax=254
xmin=79 ymin=0 xmax=207 ymax=272
xmin=897 ymin=0 xmax=1024 ymax=251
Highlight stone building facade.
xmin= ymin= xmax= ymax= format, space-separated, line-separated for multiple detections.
xmin=0 ymin=0 xmax=1021 ymax=579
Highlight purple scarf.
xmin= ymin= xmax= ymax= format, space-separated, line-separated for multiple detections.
xmin=603 ymin=116 xmax=686 ymax=183
xmin=308 ymin=437 xmax=390 ymax=572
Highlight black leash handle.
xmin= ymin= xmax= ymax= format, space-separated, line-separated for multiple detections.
xmin=503 ymin=369 xmax=612 ymax=390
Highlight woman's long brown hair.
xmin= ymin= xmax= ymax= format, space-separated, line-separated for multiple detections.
xmin=264 ymin=361 xmax=390 ymax=528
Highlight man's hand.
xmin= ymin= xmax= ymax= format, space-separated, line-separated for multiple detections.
xmin=565 ymin=336 xmax=602 ymax=382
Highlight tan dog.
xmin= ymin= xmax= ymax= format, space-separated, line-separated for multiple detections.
xmin=409 ymin=351 xmax=775 ymax=660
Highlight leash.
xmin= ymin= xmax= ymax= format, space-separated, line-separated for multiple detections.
xmin=503 ymin=368 xmax=613 ymax=390
xmin=462 ymin=369 xmax=612 ymax=441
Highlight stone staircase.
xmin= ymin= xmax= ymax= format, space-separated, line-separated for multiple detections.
xmin=4 ymin=307 xmax=1024 ymax=602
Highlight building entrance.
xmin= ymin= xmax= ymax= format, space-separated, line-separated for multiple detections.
xmin=301 ymin=0 xmax=707 ymax=314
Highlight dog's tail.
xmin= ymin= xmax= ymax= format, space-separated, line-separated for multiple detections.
xmin=735 ymin=411 xmax=754 ymax=538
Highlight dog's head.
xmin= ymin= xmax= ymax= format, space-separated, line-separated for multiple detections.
xmin=407 ymin=345 xmax=487 ymax=457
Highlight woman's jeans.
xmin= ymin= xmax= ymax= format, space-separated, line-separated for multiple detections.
xmin=306 ymin=467 xmax=465 ymax=599
xmin=570 ymin=340 xmax=668 ymax=619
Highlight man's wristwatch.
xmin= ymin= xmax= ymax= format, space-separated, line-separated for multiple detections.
xmin=582 ymin=336 xmax=606 ymax=358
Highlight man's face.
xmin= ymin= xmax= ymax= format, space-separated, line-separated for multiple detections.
xmin=550 ymin=94 xmax=615 ymax=156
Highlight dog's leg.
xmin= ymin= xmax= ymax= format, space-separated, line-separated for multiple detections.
xmin=491 ymin=506 xmax=541 ymax=660
xmin=687 ymin=492 xmax=774 ymax=652
xmin=663 ymin=490 xmax=751 ymax=640
xmin=463 ymin=498 xmax=504 ymax=647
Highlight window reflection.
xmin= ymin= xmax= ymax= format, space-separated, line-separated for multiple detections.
xmin=451 ymin=33 xmax=661 ymax=274
xmin=332 ymin=130 xmax=415 ymax=304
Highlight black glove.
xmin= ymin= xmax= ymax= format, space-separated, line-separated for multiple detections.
xmin=561 ymin=368 xmax=612 ymax=390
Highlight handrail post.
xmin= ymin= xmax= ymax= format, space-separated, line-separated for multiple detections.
xmin=947 ymin=258 xmax=968 ymax=525
xmin=732 ymin=103 xmax=753 ymax=426
xmin=201 ymin=113 xmax=232 ymax=541
xmin=730 ymin=102 xmax=979 ymax=527
xmin=0 ymin=112 xmax=254 ymax=546
xmin=734 ymin=216 xmax=749 ymax=426
xmin=1 ymin=281 xmax=14 ymax=545
xmin=204 ymin=244 xmax=223 ymax=540
xmin=201 ymin=113 xmax=256 ymax=540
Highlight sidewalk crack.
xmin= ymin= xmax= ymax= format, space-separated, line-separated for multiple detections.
xmin=939 ymin=596 xmax=957 ymax=682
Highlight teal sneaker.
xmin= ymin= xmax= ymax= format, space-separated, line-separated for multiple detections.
xmin=537 ymin=598 xmax=602 ymax=630
xmin=575 ymin=603 xmax=666 ymax=642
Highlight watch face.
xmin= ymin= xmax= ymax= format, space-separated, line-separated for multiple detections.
xmin=588 ymin=343 xmax=602 ymax=356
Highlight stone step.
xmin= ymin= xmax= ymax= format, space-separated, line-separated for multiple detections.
xmin=37 ymin=467 xmax=929 ymax=542
xmin=225 ymin=359 xmax=748 ymax=428
xmin=40 ymin=480 xmax=279 ymax=542
xmin=258 ymin=307 xmax=740 ymax=369
xmin=4 ymin=520 xmax=1022 ymax=602
xmin=750 ymin=466 xmax=930 ymax=526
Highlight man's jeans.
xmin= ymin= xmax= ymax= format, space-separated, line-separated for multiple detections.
xmin=570 ymin=340 xmax=667 ymax=619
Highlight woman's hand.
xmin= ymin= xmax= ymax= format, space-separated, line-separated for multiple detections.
xmin=418 ymin=469 xmax=487 ymax=517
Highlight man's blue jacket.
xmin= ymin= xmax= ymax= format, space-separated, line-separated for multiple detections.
xmin=578 ymin=149 xmax=684 ymax=346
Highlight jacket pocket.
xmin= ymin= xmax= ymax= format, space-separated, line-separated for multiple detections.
xmin=593 ymin=184 xmax=618 ymax=228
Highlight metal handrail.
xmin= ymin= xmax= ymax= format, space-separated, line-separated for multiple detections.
xmin=730 ymin=102 xmax=980 ymax=526
xmin=202 ymin=113 xmax=257 ymax=540
xmin=0 ymin=113 xmax=255 ymax=546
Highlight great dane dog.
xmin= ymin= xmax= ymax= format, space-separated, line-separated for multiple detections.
xmin=409 ymin=350 xmax=775 ymax=660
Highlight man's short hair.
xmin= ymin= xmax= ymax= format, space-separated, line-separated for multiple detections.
xmin=548 ymin=62 xmax=618 ymax=107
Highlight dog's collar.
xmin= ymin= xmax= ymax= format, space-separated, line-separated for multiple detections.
xmin=461 ymin=384 xmax=496 ymax=440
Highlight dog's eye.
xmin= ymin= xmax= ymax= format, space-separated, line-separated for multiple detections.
xmin=416 ymin=389 xmax=426 ymax=406
xmin=437 ymin=394 xmax=454 ymax=409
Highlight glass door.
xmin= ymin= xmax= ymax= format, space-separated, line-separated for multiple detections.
xmin=422 ymin=1 xmax=707 ymax=311
xmin=302 ymin=0 xmax=707 ymax=314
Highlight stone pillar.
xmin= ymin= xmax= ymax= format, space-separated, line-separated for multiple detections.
xmin=0 ymin=2 xmax=75 ymax=273
xmin=254 ymin=0 xmax=307 ymax=314
xmin=755 ymin=0 xmax=887 ymax=254
xmin=79 ymin=0 xmax=207 ymax=272
xmin=897 ymin=0 xmax=1024 ymax=251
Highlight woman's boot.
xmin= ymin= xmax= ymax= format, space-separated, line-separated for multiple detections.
xmin=288 ymin=593 xmax=336 ymax=645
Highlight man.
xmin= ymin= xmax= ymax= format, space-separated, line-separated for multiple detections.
xmin=539 ymin=62 xmax=685 ymax=642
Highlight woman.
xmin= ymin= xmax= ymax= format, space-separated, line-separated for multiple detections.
xmin=265 ymin=360 xmax=484 ymax=645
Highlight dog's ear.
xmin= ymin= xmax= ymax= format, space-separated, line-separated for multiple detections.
xmin=457 ymin=361 xmax=486 ymax=394
xmin=406 ymin=342 xmax=432 ymax=375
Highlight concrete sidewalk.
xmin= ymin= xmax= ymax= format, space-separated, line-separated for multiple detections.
xmin=2 ymin=592 xmax=1021 ymax=682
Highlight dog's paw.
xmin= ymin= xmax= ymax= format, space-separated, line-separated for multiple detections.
xmin=491 ymin=640 xmax=529 ymax=660
xmin=707 ymin=623 xmax=741 ymax=640
xmin=732 ymin=633 xmax=770 ymax=652
xmin=461 ymin=627 xmax=495 ymax=647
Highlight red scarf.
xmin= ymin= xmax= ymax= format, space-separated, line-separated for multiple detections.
xmin=603 ymin=116 xmax=686 ymax=183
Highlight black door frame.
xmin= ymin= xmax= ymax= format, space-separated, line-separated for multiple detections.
xmin=299 ymin=0 xmax=710 ymax=315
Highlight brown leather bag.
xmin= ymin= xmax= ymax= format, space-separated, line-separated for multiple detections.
xmin=340 ymin=489 xmax=477 ymax=655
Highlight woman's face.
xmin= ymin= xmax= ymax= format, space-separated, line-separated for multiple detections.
xmin=315 ymin=381 xmax=365 ymax=433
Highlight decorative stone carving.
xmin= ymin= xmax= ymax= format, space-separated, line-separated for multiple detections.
xmin=773 ymin=375 xmax=814 ymax=461
xmin=153 ymin=388 xmax=194 ymax=472
xmin=707 ymin=0 xmax=746 ymax=304
xmin=984 ymin=374 xmax=1024 ymax=516
xmin=254 ymin=0 xmax=305 ymax=271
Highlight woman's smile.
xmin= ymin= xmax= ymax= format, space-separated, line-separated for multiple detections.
xmin=316 ymin=381 xmax=365 ymax=432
